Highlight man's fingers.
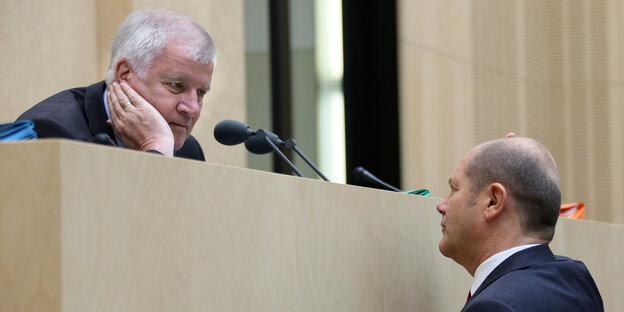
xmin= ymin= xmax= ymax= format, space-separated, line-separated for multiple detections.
xmin=106 ymin=81 xmax=174 ymax=155
xmin=119 ymin=81 xmax=148 ymax=108
xmin=111 ymin=82 xmax=134 ymax=111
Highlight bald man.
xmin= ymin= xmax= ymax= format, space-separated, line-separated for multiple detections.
xmin=437 ymin=137 xmax=603 ymax=311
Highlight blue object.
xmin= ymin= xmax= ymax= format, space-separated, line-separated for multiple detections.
xmin=0 ymin=120 xmax=37 ymax=141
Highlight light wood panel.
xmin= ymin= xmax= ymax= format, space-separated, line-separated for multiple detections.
xmin=0 ymin=0 xmax=98 ymax=124
xmin=0 ymin=142 xmax=62 ymax=312
xmin=607 ymin=0 xmax=624 ymax=224
xmin=550 ymin=218 xmax=624 ymax=311
xmin=398 ymin=44 xmax=475 ymax=197
xmin=96 ymin=0 xmax=133 ymax=79
xmin=0 ymin=140 xmax=468 ymax=311
xmin=1 ymin=140 xmax=622 ymax=311
xmin=397 ymin=0 xmax=475 ymax=200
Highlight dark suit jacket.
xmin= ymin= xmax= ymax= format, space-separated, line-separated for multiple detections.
xmin=17 ymin=81 xmax=204 ymax=161
xmin=462 ymin=244 xmax=603 ymax=312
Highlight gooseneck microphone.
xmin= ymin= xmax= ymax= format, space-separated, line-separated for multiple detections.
xmin=254 ymin=129 xmax=303 ymax=177
xmin=243 ymin=127 xmax=329 ymax=181
xmin=353 ymin=166 xmax=402 ymax=192
xmin=213 ymin=120 xmax=329 ymax=181
xmin=245 ymin=130 xmax=283 ymax=154
xmin=284 ymin=139 xmax=329 ymax=181
xmin=213 ymin=120 xmax=304 ymax=177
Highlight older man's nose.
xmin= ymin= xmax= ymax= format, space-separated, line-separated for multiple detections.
xmin=178 ymin=96 xmax=201 ymax=118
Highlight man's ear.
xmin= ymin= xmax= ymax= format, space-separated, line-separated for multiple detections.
xmin=483 ymin=183 xmax=507 ymax=221
xmin=114 ymin=58 xmax=132 ymax=82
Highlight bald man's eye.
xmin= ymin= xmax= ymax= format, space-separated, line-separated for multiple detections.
xmin=449 ymin=185 xmax=457 ymax=194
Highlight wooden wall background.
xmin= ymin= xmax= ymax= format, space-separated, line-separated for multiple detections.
xmin=398 ymin=0 xmax=624 ymax=225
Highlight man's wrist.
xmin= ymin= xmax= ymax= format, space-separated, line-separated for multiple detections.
xmin=139 ymin=138 xmax=174 ymax=157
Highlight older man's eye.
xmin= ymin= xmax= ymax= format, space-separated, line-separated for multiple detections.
xmin=167 ymin=82 xmax=183 ymax=91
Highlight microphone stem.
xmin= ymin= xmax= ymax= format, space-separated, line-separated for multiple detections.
xmin=376 ymin=179 xmax=402 ymax=192
xmin=264 ymin=136 xmax=304 ymax=177
xmin=291 ymin=145 xmax=329 ymax=181
xmin=356 ymin=167 xmax=402 ymax=192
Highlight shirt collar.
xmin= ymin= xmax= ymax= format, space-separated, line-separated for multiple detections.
xmin=103 ymin=86 xmax=110 ymax=119
xmin=470 ymin=244 xmax=540 ymax=296
xmin=102 ymin=86 xmax=124 ymax=147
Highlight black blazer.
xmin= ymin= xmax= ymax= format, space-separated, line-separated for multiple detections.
xmin=17 ymin=81 xmax=204 ymax=161
xmin=462 ymin=244 xmax=603 ymax=312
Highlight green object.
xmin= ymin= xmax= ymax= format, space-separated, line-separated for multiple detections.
xmin=403 ymin=189 xmax=431 ymax=197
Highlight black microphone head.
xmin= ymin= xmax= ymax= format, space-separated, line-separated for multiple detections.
xmin=353 ymin=166 xmax=381 ymax=185
xmin=214 ymin=120 xmax=252 ymax=146
xmin=353 ymin=166 xmax=402 ymax=192
xmin=353 ymin=166 xmax=368 ymax=180
xmin=245 ymin=130 xmax=282 ymax=154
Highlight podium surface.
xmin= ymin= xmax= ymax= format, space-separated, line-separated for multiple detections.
xmin=1 ymin=140 xmax=622 ymax=311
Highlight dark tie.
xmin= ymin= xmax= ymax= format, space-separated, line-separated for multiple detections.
xmin=466 ymin=291 xmax=472 ymax=303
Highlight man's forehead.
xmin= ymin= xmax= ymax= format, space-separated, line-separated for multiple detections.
xmin=157 ymin=44 xmax=214 ymax=74
xmin=159 ymin=67 xmax=213 ymax=87
xmin=450 ymin=154 xmax=472 ymax=183
xmin=448 ymin=168 xmax=461 ymax=185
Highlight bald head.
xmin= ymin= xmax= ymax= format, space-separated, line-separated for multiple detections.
xmin=464 ymin=137 xmax=561 ymax=240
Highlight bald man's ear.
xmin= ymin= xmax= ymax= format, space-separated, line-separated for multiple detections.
xmin=114 ymin=58 xmax=132 ymax=82
xmin=484 ymin=183 xmax=507 ymax=221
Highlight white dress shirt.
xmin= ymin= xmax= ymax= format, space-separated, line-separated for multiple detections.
xmin=470 ymin=244 xmax=540 ymax=296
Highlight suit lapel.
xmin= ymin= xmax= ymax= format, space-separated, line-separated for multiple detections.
xmin=84 ymin=81 xmax=115 ymax=140
xmin=472 ymin=244 xmax=555 ymax=299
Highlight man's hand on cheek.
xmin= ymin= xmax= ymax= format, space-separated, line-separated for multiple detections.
xmin=106 ymin=81 xmax=175 ymax=157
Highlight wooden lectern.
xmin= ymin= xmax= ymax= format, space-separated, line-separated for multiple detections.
xmin=1 ymin=140 xmax=622 ymax=311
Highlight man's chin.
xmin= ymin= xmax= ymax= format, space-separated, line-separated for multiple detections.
xmin=438 ymin=239 xmax=451 ymax=257
xmin=173 ymin=135 xmax=189 ymax=151
xmin=170 ymin=126 xmax=191 ymax=151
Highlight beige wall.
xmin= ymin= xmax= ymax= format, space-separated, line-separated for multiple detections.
xmin=0 ymin=0 xmax=100 ymax=122
xmin=0 ymin=0 xmax=246 ymax=168
xmin=399 ymin=0 xmax=624 ymax=224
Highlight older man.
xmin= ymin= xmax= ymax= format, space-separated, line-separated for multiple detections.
xmin=17 ymin=9 xmax=216 ymax=160
xmin=437 ymin=137 xmax=603 ymax=311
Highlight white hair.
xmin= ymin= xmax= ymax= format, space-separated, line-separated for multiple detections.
xmin=104 ymin=9 xmax=217 ymax=84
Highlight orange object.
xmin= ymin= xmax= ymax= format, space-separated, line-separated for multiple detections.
xmin=560 ymin=202 xmax=585 ymax=220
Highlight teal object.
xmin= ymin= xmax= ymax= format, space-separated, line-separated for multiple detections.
xmin=403 ymin=189 xmax=431 ymax=197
